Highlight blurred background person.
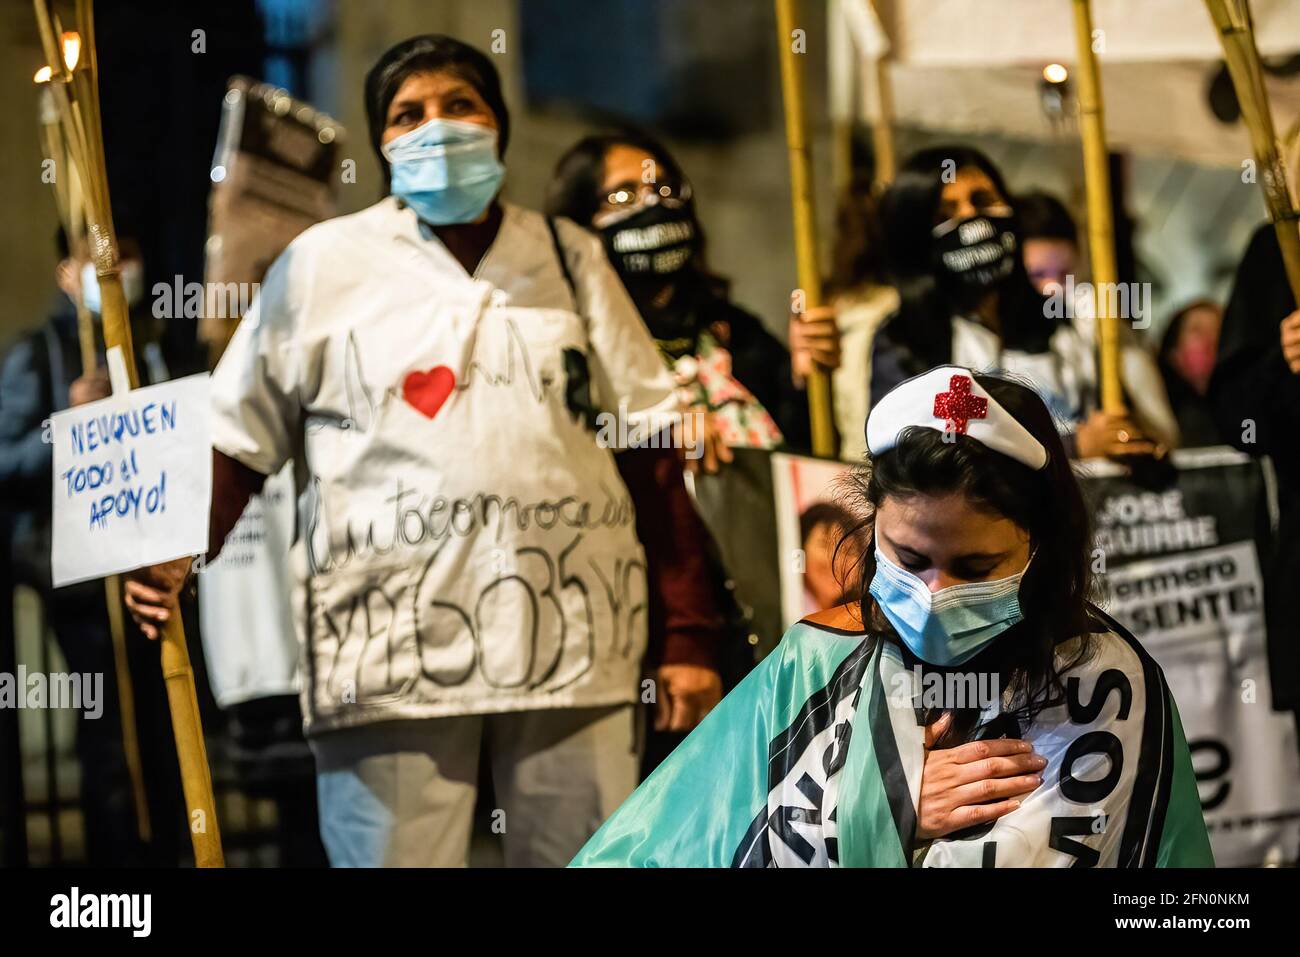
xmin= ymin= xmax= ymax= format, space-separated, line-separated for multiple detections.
xmin=1158 ymin=298 xmax=1224 ymax=448
xmin=868 ymin=148 xmax=1144 ymax=460
xmin=0 ymin=224 xmax=181 ymax=865
xmin=1210 ymin=219 xmax=1300 ymax=730
xmin=1018 ymin=189 xmax=1179 ymax=449
xmin=870 ymin=146 xmax=1158 ymax=459
xmin=826 ymin=178 xmax=899 ymax=463
xmin=1018 ymin=190 xmax=1081 ymax=294
xmin=546 ymin=129 xmax=840 ymax=467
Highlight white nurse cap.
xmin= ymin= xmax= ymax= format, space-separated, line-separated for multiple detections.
xmin=865 ymin=366 xmax=1049 ymax=470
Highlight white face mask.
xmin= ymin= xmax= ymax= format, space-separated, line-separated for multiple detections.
xmin=80 ymin=260 xmax=144 ymax=314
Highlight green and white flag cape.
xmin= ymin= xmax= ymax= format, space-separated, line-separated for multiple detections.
xmin=573 ymin=605 xmax=1212 ymax=867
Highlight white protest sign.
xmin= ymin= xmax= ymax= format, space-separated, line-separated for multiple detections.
xmin=50 ymin=373 xmax=212 ymax=586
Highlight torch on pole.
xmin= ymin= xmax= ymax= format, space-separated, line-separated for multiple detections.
xmin=33 ymin=0 xmax=223 ymax=867
xmin=35 ymin=33 xmax=152 ymax=849
xmin=1071 ymin=0 xmax=1127 ymax=415
xmin=775 ymin=0 xmax=837 ymax=458
xmin=1204 ymin=0 xmax=1300 ymax=302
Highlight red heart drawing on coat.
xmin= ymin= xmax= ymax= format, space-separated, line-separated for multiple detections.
xmin=402 ymin=365 xmax=456 ymax=419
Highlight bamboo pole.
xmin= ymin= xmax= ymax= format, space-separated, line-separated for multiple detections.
xmin=103 ymin=574 xmax=151 ymax=842
xmin=1204 ymin=0 xmax=1300 ymax=301
xmin=829 ymin=0 xmax=853 ymax=198
xmin=38 ymin=68 xmax=150 ymax=845
xmin=36 ymin=84 xmax=95 ymax=371
xmin=34 ymin=0 xmax=223 ymax=867
xmin=868 ymin=53 xmax=896 ymax=190
xmin=67 ymin=173 xmax=97 ymax=372
xmin=775 ymin=0 xmax=836 ymax=458
xmin=1071 ymin=0 xmax=1126 ymax=415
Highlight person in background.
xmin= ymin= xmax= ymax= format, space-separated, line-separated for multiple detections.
xmin=1017 ymin=190 xmax=1180 ymax=449
xmin=1209 ymin=220 xmax=1300 ymax=733
xmin=798 ymin=500 xmax=861 ymax=611
xmin=869 ymin=147 xmax=1162 ymax=460
xmin=826 ymin=177 xmax=899 ymax=462
xmin=0 ymin=225 xmax=181 ymax=865
xmin=1018 ymin=190 xmax=1081 ymax=294
xmin=546 ymin=130 xmax=840 ymax=467
xmin=125 ymin=35 xmax=725 ymax=867
xmin=1157 ymin=299 xmax=1223 ymax=448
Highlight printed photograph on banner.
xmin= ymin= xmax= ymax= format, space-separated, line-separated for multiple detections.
xmin=1084 ymin=447 xmax=1300 ymax=867
xmin=50 ymin=373 xmax=213 ymax=586
xmin=771 ymin=453 xmax=861 ymax=627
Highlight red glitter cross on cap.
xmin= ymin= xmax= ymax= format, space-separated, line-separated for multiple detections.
xmin=933 ymin=374 xmax=988 ymax=434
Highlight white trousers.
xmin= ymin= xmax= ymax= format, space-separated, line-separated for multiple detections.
xmin=311 ymin=705 xmax=639 ymax=867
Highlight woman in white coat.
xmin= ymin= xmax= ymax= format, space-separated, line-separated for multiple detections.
xmin=126 ymin=34 xmax=725 ymax=867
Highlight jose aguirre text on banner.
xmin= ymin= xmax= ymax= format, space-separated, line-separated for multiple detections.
xmin=50 ymin=374 xmax=213 ymax=587
xmin=1080 ymin=448 xmax=1298 ymax=866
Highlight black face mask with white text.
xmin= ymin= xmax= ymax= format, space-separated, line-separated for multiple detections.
xmin=931 ymin=213 xmax=1019 ymax=299
xmin=599 ymin=201 xmax=703 ymax=349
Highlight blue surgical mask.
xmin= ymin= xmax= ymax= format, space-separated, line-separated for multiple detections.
xmin=868 ymin=547 xmax=1031 ymax=666
xmin=382 ymin=117 xmax=505 ymax=226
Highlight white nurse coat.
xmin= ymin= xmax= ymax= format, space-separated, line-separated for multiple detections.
xmin=209 ymin=197 xmax=677 ymax=735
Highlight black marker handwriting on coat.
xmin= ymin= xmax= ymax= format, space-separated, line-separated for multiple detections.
xmin=305 ymin=478 xmax=635 ymax=576
xmin=307 ymin=533 xmax=647 ymax=712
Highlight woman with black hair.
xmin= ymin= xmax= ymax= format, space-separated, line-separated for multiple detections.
xmin=870 ymin=147 xmax=1160 ymax=460
xmin=1018 ymin=190 xmax=1082 ymax=295
xmin=546 ymin=130 xmax=840 ymax=465
xmin=574 ymin=367 xmax=1212 ymax=867
xmin=124 ymin=34 xmax=728 ymax=866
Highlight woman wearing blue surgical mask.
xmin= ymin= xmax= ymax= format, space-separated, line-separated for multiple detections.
xmin=574 ymin=368 xmax=1212 ymax=867
xmin=124 ymin=34 xmax=728 ymax=867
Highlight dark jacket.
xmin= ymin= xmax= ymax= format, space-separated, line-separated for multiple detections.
xmin=1159 ymin=366 xmax=1222 ymax=449
xmin=0 ymin=298 xmax=81 ymax=588
xmin=868 ymin=310 xmax=941 ymax=411
xmin=1208 ymin=223 xmax=1300 ymax=711
xmin=700 ymin=295 xmax=812 ymax=453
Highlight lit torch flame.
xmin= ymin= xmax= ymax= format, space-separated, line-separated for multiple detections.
xmin=61 ymin=31 xmax=81 ymax=72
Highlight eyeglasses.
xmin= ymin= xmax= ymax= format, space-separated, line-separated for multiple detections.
xmin=602 ymin=180 xmax=693 ymax=211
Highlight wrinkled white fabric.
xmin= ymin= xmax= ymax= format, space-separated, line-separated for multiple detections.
xmin=211 ymin=198 xmax=676 ymax=733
